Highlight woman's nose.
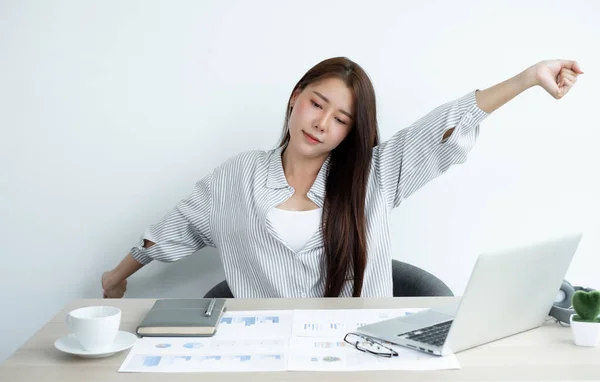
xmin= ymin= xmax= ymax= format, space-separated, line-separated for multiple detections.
xmin=315 ymin=114 xmax=332 ymax=131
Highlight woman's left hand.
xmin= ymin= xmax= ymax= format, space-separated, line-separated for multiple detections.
xmin=529 ymin=59 xmax=584 ymax=99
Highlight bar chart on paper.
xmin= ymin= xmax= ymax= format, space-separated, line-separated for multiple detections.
xmin=293 ymin=308 xmax=423 ymax=337
xmin=216 ymin=311 xmax=293 ymax=339
xmin=221 ymin=315 xmax=280 ymax=327
xmin=119 ymin=308 xmax=461 ymax=373
xmin=287 ymin=308 xmax=460 ymax=372
xmin=119 ymin=310 xmax=293 ymax=373
xmin=124 ymin=351 xmax=286 ymax=373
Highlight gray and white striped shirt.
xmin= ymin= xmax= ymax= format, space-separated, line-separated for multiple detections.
xmin=130 ymin=90 xmax=488 ymax=298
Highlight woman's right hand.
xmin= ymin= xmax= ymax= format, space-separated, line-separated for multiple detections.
xmin=102 ymin=270 xmax=127 ymax=298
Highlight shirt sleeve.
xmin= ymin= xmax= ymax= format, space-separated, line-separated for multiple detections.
xmin=373 ymin=89 xmax=489 ymax=209
xmin=130 ymin=172 xmax=215 ymax=265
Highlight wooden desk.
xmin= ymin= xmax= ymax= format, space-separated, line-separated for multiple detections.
xmin=1 ymin=297 xmax=599 ymax=381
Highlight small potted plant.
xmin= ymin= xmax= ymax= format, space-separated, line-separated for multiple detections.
xmin=570 ymin=289 xmax=600 ymax=347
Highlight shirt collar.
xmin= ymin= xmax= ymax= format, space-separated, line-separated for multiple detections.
xmin=266 ymin=146 xmax=330 ymax=202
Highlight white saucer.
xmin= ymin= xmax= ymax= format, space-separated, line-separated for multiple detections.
xmin=54 ymin=330 xmax=138 ymax=358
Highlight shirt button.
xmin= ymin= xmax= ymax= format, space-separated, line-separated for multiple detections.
xmin=301 ymin=292 xmax=307 ymax=298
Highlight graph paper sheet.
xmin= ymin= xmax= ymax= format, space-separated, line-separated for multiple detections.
xmin=288 ymin=309 xmax=460 ymax=371
xmin=119 ymin=309 xmax=460 ymax=372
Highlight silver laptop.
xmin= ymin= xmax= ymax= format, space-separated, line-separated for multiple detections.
xmin=357 ymin=232 xmax=583 ymax=356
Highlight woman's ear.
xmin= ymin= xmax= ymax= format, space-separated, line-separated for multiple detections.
xmin=291 ymin=89 xmax=301 ymax=107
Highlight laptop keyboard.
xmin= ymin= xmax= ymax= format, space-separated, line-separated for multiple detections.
xmin=400 ymin=320 xmax=453 ymax=347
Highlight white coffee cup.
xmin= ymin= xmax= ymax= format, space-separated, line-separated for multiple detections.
xmin=64 ymin=306 xmax=121 ymax=351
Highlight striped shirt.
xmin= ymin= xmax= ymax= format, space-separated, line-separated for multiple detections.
xmin=130 ymin=89 xmax=489 ymax=298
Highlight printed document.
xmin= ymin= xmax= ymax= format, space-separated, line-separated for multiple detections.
xmin=119 ymin=308 xmax=460 ymax=372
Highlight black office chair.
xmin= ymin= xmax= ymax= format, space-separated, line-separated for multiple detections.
xmin=204 ymin=278 xmax=235 ymax=299
xmin=391 ymin=259 xmax=453 ymax=297
xmin=204 ymin=259 xmax=453 ymax=298
xmin=204 ymin=260 xmax=454 ymax=298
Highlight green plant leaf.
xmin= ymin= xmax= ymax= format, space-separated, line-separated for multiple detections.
xmin=572 ymin=290 xmax=600 ymax=320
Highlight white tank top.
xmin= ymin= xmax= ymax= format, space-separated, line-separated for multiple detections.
xmin=267 ymin=207 xmax=322 ymax=253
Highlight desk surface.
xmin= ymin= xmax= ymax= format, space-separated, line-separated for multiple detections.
xmin=1 ymin=297 xmax=599 ymax=381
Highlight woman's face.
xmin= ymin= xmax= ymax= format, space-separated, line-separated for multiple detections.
xmin=288 ymin=77 xmax=355 ymax=158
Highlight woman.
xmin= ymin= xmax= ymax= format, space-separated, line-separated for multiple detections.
xmin=102 ymin=56 xmax=583 ymax=299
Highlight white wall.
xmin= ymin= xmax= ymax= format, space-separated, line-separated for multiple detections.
xmin=1 ymin=0 xmax=598 ymax=363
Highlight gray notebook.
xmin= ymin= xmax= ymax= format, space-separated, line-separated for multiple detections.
xmin=136 ymin=298 xmax=227 ymax=337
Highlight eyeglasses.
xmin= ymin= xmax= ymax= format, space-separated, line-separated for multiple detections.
xmin=343 ymin=332 xmax=398 ymax=358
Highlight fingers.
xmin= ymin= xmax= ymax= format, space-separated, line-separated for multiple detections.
xmin=559 ymin=75 xmax=575 ymax=88
xmin=103 ymin=287 xmax=125 ymax=298
xmin=560 ymin=68 xmax=576 ymax=78
xmin=573 ymin=61 xmax=584 ymax=74
xmin=562 ymin=77 xmax=575 ymax=88
xmin=102 ymin=276 xmax=128 ymax=298
xmin=558 ymin=68 xmax=578 ymax=88
xmin=559 ymin=60 xmax=584 ymax=74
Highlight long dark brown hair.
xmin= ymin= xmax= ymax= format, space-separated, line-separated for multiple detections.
xmin=278 ymin=57 xmax=379 ymax=297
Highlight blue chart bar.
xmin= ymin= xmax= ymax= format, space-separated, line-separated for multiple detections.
xmin=330 ymin=323 xmax=340 ymax=329
xmin=240 ymin=317 xmax=256 ymax=326
xmin=183 ymin=343 xmax=204 ymax=349
xmin=260 ymin=316 xmax=279 ymax=324
xmin=234 ymin=355 xmax=252 ymax=362
xmin=143 ymin=356 xmax=161 ymax=367
xmin=199 ymin=356 xmax=222 ymax=361
xmin=221 ymin=316 xmax=281 ymax=326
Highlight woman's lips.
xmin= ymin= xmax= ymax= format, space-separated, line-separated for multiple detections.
xmin=303 ymin=131 xmax=321 ymax=144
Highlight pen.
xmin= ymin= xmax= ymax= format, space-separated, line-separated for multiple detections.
xmin=205 ymin=298 xmax=217 ymax=317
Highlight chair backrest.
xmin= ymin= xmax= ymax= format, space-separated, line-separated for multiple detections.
xmin=391 ymin=259 xmax=453 ymax=297
xmin=204 ymin=279 xmax=234 ymax=299
xmin=203 ymin=259 xmax=453 ymax=298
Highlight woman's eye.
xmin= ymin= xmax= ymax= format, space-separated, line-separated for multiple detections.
xmin=311 ymin=100 xmax=346 ymax=125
